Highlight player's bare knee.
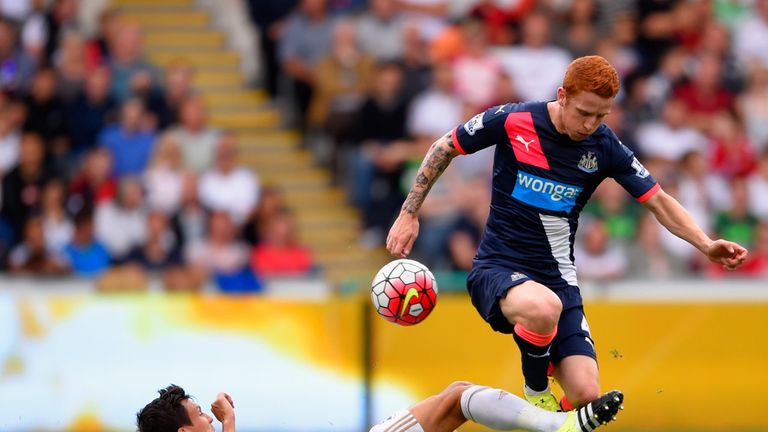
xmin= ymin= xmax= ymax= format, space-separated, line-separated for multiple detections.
xmin=568 ymin=383 xmax=601 ymax=408
xmin=516 ymin=292 xmax=562 ymax=329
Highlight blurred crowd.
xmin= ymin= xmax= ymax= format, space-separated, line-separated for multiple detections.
xmin=0 ymin=0 xmax=314 ymax=291
xmin=252 ymin=0 xmax=768 ymax=281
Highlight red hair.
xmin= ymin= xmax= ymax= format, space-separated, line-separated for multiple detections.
xmin=562 ymin=55 xmax=619 ymax=98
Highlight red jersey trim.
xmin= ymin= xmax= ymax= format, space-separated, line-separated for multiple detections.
xmin=451 ymin=127 xmax=466 ymax=154
xmin=636 ymin=183 xmax=661 ymax=203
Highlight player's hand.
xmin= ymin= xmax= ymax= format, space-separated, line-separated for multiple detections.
xmin=387 ymin=211 xmax=419 ymax=258
xmin=705 ymin=239 xmax=748 ymax=270
xmin=211 ymin=392 xmax=235 ymax=424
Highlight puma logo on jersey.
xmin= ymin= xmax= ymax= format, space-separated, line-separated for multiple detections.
xmin=400 ymin=287 xmax=420 ymax=316
xmin=515 ymin=135 xmax=534 ymax=152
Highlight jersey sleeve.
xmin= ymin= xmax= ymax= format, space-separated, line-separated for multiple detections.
xmin=608 ymin=138 xmax=661 ymax=202
xmin=450 ymin=104 xmax=510 ymax=155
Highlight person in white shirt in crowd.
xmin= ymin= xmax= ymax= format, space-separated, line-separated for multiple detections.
xmin=574 ymin=219 xmax=628 ymax=282
xmin=165 ymin=95 xmax=220 ymax=173
xmin=40 ymin=178 xmax=74 ymax=256
xmin=198 ymin=132 xmax=259 ymax=226
xmin=676 ymin=150 xmax=731 ymax=238
xmin=738 ymin=64 xmax=768 ymax=154
xmin=452 ymin=17 xmax=502 ymax=109
xmin=733 ymin=0 xmax=768 ymax=69
xmin=0 ymin=101 xmax=23 ymax=176
xmin=492 ymin=11 xmax=572 ymax=102
xmin=394 ymin=0 xmax=448 ymax=42
xmin=634 ymin=98 xmax=709 ymax=162
xmin=407 ymin=62 xmax=463 ymax=145
xmin=356 ymin=0 xmax=406 ymax=62
xmin=143 ymin=133 xmax=185 ymax=215
xmin=95 ymin=176 xmax=147 ymax=262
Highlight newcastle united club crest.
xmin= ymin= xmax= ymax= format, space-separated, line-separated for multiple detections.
xmin=578 ymin=151 xmax=598 ymax=173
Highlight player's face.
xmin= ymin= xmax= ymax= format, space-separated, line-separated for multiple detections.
xmin=557 ymin=88 xmax=613 ymax=141
xmin=180 ymin=399 xmax=215 ymax=432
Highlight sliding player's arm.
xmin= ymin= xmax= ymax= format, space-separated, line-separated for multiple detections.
xmin=211 ymin=392 xmax=236 ymax=432
xmin=386 ymin=132 xmax=459 ymax=258
xmin=642 ymin=190 xmax=748 ymax=270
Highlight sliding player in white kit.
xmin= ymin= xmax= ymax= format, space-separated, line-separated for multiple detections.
xmin=370 ymin=381 xmax=623 ymax=432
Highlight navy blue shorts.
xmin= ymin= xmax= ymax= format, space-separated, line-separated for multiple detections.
xmin=466 ymin=265 xmax=596 ymax=364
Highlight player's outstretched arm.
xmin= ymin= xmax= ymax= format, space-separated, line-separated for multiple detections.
xmin=642 ymin=189 xmax=748 ymax=270
xmin=386 ymin=132 xmax=459 ymax=258
xmin=211 ymin=392 xmax=236 ymax=432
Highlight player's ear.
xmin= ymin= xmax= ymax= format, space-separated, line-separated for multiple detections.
xmin=557 ymin=87 xmax=566 ymax=106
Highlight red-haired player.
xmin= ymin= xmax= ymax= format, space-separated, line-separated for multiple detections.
xmin=387 ymin=55 xmax=748 ymax=411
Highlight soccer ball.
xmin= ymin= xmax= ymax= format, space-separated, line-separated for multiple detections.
xmin=371 ymin=259 xmax=438 ymax=326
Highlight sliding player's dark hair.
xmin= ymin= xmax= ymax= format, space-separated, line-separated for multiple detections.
xmin=136 ymin=384 xmax=192 ymax=432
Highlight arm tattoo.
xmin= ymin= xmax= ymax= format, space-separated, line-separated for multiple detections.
xmin=401 ymin=134 xmax=458 ymax=215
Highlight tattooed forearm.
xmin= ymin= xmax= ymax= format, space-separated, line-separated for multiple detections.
xmin=401 ymin=133 xmax=459 ymax=215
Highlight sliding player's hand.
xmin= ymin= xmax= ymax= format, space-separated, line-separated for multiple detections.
xmin=706 ymin=239 xmax=748 ymax=270
xmin=211 ymin=392 xmax=235 ymax=424
xmin=387 ymin=211 xmax=419 ymax=258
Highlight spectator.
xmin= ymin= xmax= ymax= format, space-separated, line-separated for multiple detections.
xmin=394 ymin=0 xmax=448 ymax=41
xmin=676 ymin=149 xmax=730 ymax=235
xmin=67 ymin=147 xmax=116 ymax=214
xmin=7 ymin=215 xmax=68 ymax=275
xmin=43 ymin=0 xmax=79 ymax=61
xmin=23 ymin=68 xmax=70 ymax=169
xmin=406 ymin=61 xmax=463 ymax=144
xmin=747 ymin=149 xmax=768 ymax=220
xmin=40 ymin=178 xmax=73 ymax=256
xmin=352 ymin=61 xmax=411 ymax=243
xmin=574 ymin=219 xmax=628 ymax=282
xmin=279 ymin=0 xmax=335 ymax=127
xmin=165 ymin=96 xmax=219 ymax=173
xmin=715 ymin=177 xmax=758 ymax=248
xmin=198 ymin=133 xmax=259 ymax=225
xmin=250 ymin=208 xmax=313 ymax=277
xmin=554 ymin=0 xmax=601 ymax=58
xmin=492 ymin=11 xmax=571 ymax=101
xmin=0 ymin=100 xmax=24 ymax=176
xmin=1 ymin=132 xmax=50 ymax=237
xmin=125 ymin=212 xmax=183 ymax=271
xmin=356 ymin=0 xmax=405 ymax=62
xmin=741 ymin=220 xmax=768 ymax=276
xmin=143 ymin=133 xmax=184 ymax=215
xmin=172 ymin=172 xmax=207 ymax=248
xmin=583 ymin=179 xmax=639 ymax=242
xmin=108 ymin=20 xmax=159 ymax=103
xmin=634 ymin=0 xmax=680 ymax=71
xmin=98 ymin=97 xmax=156 ymax=178
xmin=627 ymin=213 xmax=689 ymax=279
xmin=452 ymin=18 xmax=502 ymax=109
xmin=55 ymin=30 xmax=87 ymax=102
xmin=0 ymin=17 xmax=37 ymax=92
xmin=67 ymin=66 xmax=115 ymax=159
xmin=634 ymin=98 xmax=708 ymax=162
xmin=733 ymin=0 xmax=768 ymax=68
xmin=94 ymin=176 xmax=147 ymax=262
xmin=708 ymin=112 xmax=757 ymax=179
xmin=246 ymin=0 xmax=298 ymax=98
xmin=673 ymin=53 xmax=735 ymax=133
xmin=398 ymin=22 xmax=432 ymax=103
xmin=737 ymin=64 xmax=768 ymax=154
xmin=154 ymin=61 xmax=195 ymax=129
xmin=308 ymin=19 xmax=374 ymax=146
xmin=242 ymin=185 xmax=286 ymax=246
xmin=62 ymin=210 xmax=111 ymax=277
xmin=185 ymin=211 xmax=261 ymax=293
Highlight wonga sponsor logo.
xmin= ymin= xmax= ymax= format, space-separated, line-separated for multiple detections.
xmin=512 ymin=171 xmax=583 ymax=212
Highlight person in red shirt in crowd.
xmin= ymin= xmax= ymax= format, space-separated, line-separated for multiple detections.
xmin=250 ymin=207 xmax=313 ymax=277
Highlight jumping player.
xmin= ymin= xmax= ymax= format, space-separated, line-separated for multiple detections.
xmin=370 ymin=382 xmax=623 ymax=432
xmin=387 ymin=55 xmax=748 ymax=411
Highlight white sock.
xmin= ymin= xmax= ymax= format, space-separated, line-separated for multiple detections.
xmin=460 ymin=385 xmax=568 ymax=432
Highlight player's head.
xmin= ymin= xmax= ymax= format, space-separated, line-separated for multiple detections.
xmin=137 ymin=384 xmax=214 ymax=432
xmin=556 ymin=55 xmax=620 ymax=141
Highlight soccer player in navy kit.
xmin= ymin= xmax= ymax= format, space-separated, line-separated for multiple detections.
xmin=387 ymin=56 xmax=748 ymax=412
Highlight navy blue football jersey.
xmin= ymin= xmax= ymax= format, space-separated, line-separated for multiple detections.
xmin=451 ymin=101 xmax=659 ymax=288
